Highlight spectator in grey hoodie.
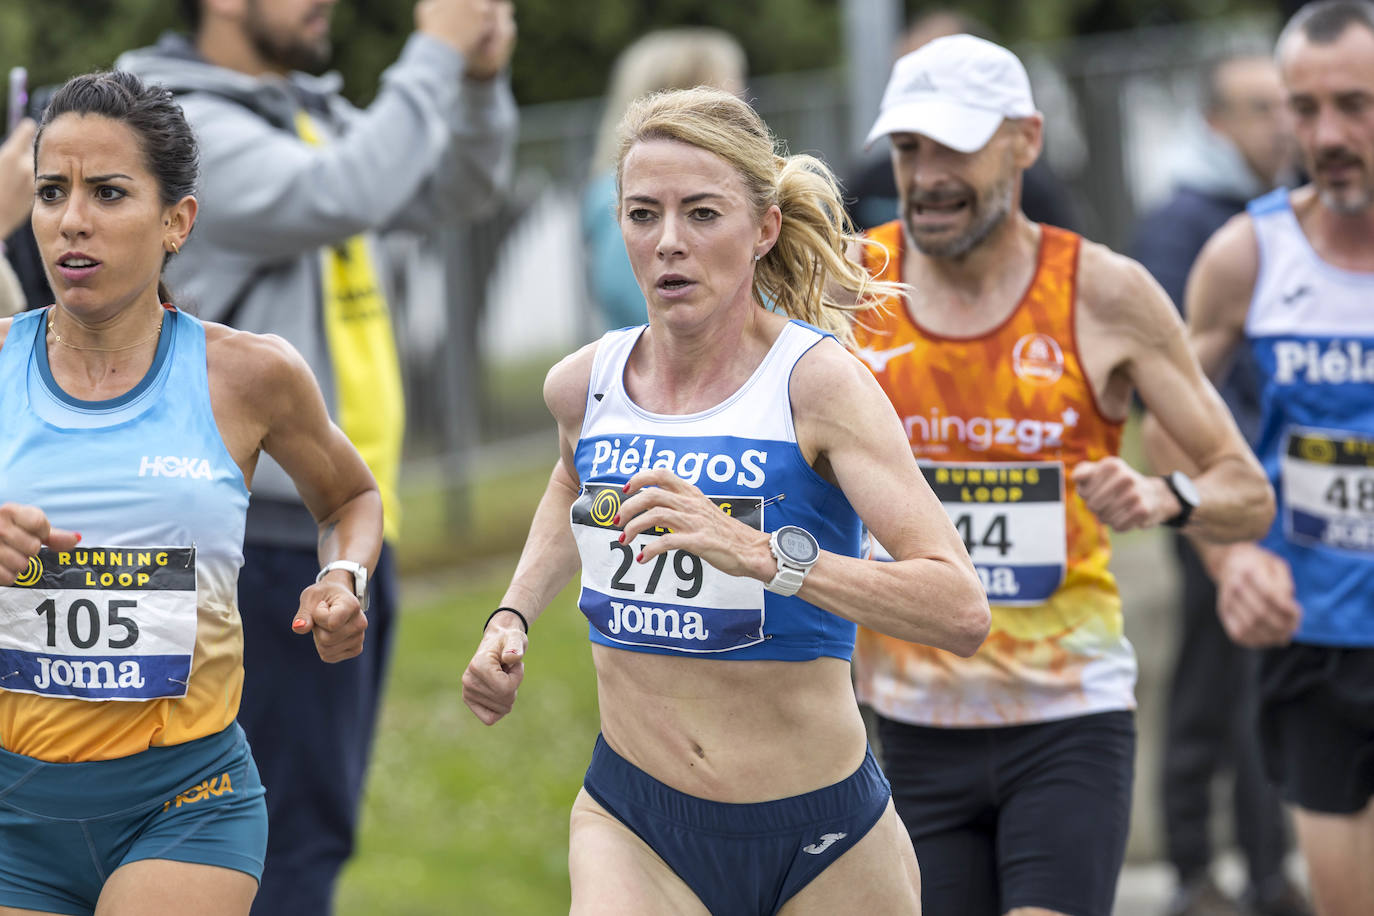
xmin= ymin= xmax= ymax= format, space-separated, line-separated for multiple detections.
xmin=1131 ymin=54 xmax=1310 ymax=916
xmin=117 ymin=2 xmax=517 ymax=913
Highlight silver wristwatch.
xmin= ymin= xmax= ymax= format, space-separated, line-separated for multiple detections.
xmin=316 ymin=560 xmax=369 ymax=610
xmin=765 ymin=525 xmax=821 ymax=597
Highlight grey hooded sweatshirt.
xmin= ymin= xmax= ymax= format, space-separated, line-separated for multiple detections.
xmin=117 ymin=32 xmax=517 ymax=548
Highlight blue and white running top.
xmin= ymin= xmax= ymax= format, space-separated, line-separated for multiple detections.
xmin=1246 ymin=188 xmax=1374 ymax=646
xmin=571 ymin=321 xmax=863 ymax=661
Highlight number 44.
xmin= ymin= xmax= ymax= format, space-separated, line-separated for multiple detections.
xmin=953 ymin=514 xmax=1013 ymax=557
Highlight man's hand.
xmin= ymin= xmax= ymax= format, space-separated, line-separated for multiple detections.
xmin=462 ymin=610 xmax=527 ymax=725
xmin=0 ymin=502 xmax=80 ymax=586
xmin=292 ymin=580 xmax=367 ymax=662
xmin=0 ymin=120 xmax=36 ymax=240
xmin=1073 ymin=457 xmax=1179 ymax=531
xmin=463 ymin=1 xmax=515 ymax=80
xmin=1210 ymin=542 xmax=1302 ymax=648
xmin=415 ymin=0 xmax=502 ymax=62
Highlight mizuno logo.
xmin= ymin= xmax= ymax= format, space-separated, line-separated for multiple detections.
xmin=1280 ymin=284 xmax=1312 ymax=306
xmin=803 ymin=832 xmax=847 ymax=855
xmin=854 ymin=342 xmax=915 ymax=373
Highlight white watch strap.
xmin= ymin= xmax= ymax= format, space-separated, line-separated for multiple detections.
xmin=316 ymin=560 xmax=368 ymax=609
xmin=765 ymin=564 xmax=807 ymax=597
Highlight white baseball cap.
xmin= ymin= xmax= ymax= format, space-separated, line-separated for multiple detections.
xmin=865 ymin=34 xmax=1036 ymax=153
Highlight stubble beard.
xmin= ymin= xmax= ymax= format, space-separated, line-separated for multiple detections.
xmin=903 ymin=172 xmax=1015 ymax=260
xmin=1311 ymin=146 xmax=1374 ymax=216
xmin=245 ymin=2 xmax=332 ymax=74
xmin=1318 ymin=182 xmax=1374 ymax=216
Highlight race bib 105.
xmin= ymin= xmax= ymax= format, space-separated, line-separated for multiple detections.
xmin=0 ymin=546 xmax=197 ymax=701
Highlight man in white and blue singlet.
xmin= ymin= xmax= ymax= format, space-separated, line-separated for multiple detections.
xmin=1146 ymin=4 xmax=1374 ymax=915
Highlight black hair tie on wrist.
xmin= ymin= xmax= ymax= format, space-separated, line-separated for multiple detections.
xmin=484 ymin=606 xmax=529 ymax=634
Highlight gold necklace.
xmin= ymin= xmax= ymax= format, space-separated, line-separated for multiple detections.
xmin=48 ymin=310 xmax=165 ymax=353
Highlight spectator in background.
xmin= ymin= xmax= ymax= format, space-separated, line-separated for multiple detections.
xmin=0 ymin=117 xmax=35 ymax=316
xmin=581 ymin=27 xmax=746 ymax=330
xmin=1131 ymin=54 xmax=1311 ymax=916
xmin=116 ymin=1 xmax=517 ymax=913
xmin=845 ymin=9 xmax=1082 ymax=232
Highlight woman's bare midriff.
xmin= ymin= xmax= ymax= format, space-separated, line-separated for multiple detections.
xmin=592 ymin=645 xmax=870 ymax=803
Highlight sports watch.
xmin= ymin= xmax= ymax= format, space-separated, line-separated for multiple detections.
xmin=316 ymin=560 xmax=369 ymax=610
xmin=1161 ymin=470 xmax=1200 ymax=529
xmin=765 ymin=525 xmax=821 ymax=596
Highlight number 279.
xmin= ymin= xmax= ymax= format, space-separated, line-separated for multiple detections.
xmin=608 ymin=543 xmax=703 ymax=598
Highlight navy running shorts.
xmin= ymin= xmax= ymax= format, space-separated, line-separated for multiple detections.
xmin=582 ymin=733 xmax=892 ymax=915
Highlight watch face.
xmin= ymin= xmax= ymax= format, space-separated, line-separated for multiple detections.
xmin=777 ymin=526 xmax=819 ymax=564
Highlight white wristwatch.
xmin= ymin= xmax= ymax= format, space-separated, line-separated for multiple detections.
xmin=765 ymin=525 xmax=821 ymax=597
xmin=316 ymin=560 xmax=369 ymax=610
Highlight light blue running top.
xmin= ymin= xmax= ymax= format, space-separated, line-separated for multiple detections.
xmin=1245 ymin=189 xmax=1374 ymax=646
xmin=0 ymin=307 xmax=249 ymax=711
xmin=571 ymin=321 xmax=863 ymax=661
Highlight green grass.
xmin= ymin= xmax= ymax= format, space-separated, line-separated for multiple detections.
xmin=336 ymin=566 xmax=596 ymax=914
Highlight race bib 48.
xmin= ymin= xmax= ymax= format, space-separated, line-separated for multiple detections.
xmin=1282 ymin=427 xmax=1374 ymax=553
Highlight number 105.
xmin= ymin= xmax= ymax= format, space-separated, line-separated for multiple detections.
xmin=34 ymin=598 xmax=140 ymax=649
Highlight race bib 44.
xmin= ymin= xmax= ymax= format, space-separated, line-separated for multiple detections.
xmin=0 ymin=547 xmax=197 ymax=701
xmin=921 ymin=461 xmax=1067 ymax=605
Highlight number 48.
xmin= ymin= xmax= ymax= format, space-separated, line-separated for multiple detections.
xmin=1325 ymin=476 xmax=1374 ymax=513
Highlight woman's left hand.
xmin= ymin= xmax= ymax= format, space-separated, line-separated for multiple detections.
xmin=292 ymin=581 xmax=368 ymax=663
xmin=616 ymin=469 xmax=772 ymax=581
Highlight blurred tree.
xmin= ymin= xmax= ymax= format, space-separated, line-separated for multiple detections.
xmin=895 ymin=0 xmax=1276 ymax=41
xmin=0 ymin=0 xmax=1287 ymax=116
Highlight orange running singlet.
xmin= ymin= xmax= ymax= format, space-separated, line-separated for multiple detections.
xmin=852 ymin=221 xmax=1136 ymax=726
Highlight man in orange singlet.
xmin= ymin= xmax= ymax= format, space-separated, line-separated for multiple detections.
xmin=853 ymin=35 xmax=1275 ymax=916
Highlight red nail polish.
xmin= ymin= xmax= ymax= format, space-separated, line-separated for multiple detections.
xmin=618 ymin=533 xmax=625 ymax=544
xmin=612 ymin=515 xmax=620 ymax=525
xmin=636 ymin=552 xmax=644 ymax=563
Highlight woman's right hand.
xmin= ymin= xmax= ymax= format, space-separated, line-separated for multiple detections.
xmin=0 ymin=502 xmax=80 ymax=585
xmin=461 ymin=611 xmax=528 ymax=725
